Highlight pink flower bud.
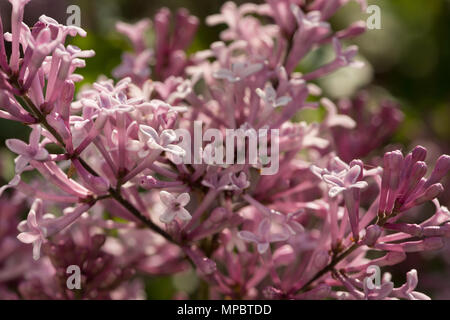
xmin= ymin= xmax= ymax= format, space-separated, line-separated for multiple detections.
xmin=412 ymin=146 xmax=427 ymax=162
xmin=424 ymin=155 xmax=450 ymax=188
xmin=209 ymin=207 xmax=228 ymax=224
xmin=336 ymin=21 xmax=366 ymax=39
xmin=173 ymin=9 xmax=199 ymax=51
xmin=412 ymin=184 xmax=444 ymax=207
xmin=140 ymin=175 xmax=158 ymax=189
xmin=59 ymin=81 xmax=75 ymax=121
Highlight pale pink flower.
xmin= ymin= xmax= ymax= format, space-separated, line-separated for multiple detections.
xmin=17 ymin=200 xmax=90 ymax=260
xmin=159 ymin=191 xmax=191 ymax=223
xmin=5 ymin=125 xmax=48 ymax=171
xmin=138 ymin=125 xmax=185 ymax=158
xmin=323 ymin=165 xmax=368 ymax=198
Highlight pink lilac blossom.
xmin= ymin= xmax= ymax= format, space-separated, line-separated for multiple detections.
xmin=0 ymin=0 xmax=448 ymax=300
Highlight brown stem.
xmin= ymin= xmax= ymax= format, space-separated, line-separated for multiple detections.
xmin=108 ymin=188 xmax=176 ymax=244
xmin=295 ymin=243 xmax=359 ymax=294
xmin=16 ymin=95 xmax=66 ymax=147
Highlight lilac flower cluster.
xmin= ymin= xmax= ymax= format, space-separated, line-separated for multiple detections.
xmin=0 ymin=0 xmax=449 ymax=300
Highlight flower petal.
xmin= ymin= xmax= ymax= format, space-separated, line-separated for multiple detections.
xmin=310 ymin=165 xmax=326 ymax=179
xmin=258 ymin=218 xmax=271 ymax=236
xmin=17 ymin=220 xmax=27 ymax=232
xmin=126 ymin=140 xmax=143 ymax=152
xmin=31 ymin=199 xmax=44 ymax=221
xmin=159 ymin=209 xmax=177 ymax=224
xmin=377 ymin=282 xmax=394 ymax=300
xmin=176 ymin=193 xmax=190 ymax=207
xmin=27 ymin=210 xmax=39 ymax=229
xmin=163 ymin=144 xmax=186 ymax=157
xmin=275 ymin=96 xmax=292 ymax=107
xmin=159 ymin=191 xmax=175 ymax=206
xmin=34 ymin=148 xmax=49 ymax=161
xmin=344 ymin=165 xmax=361 ymax=186
xmin=288 ymin=221 xmax=305 ymax=234
xmin=0 ymin=175 xmax=20 ymax=197
xmin=139 ymin=125 xmax=159 ymax=141
xmin=5 ymin=139 xmax=29 ymax=156
xmin=329 ymin=186 xmax=346 ymax=198
xmin=269 ymin=233 xmax=289 ymax=243
xmin=14 ymin=155 xmax=29 ymax=173
xmin=17 ymin=232 xmax=40 ymax=244
xmin=257 ymin=242 xmax=270 ymax=254
xmin=241 ymin=63 xmax=263 ymax=78
xmin=213 ymin=69 xmax=234 ymax=81
xmin=323 ymin=174 xmax=344 ymax=187
xmin=238 ymin=231 xmax=259 ymax=243
xmin=160 ymin=130 xmax=177 ymax=146
xmin=206 ymin=14 xmax=225 ymax=26
xmin=176 ymin=208 xmax=192 ymax=221
xmin=29 ymin=125 xmax=42 ymax=148
xmin=265 ymin=84 xmax=277 ymax=100
xmin=255 ymin=88 xmax=266 ymax=99
xmin=138 ymin=149 xmax=150 ymax=158
xmin=328 ymin=115 xmax=356 ymax=129
xmin=350 ymin=181 xmax=368 ymax=190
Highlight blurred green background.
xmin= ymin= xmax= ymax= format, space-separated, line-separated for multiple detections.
xmin=0 ymin=0 xmax=449 ymax=299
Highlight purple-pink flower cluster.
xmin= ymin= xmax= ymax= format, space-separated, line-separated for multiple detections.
xmin=0 ymin=0 xmax=449 ymax=300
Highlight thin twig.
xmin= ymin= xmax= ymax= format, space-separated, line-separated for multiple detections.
xmin=296 ymin=243 xmax=359 ymax=294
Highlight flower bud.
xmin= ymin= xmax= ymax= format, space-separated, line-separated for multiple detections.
xmin=72 ymin=159 xmax=110 ymax=193
xmin=185 ymin=247 xmax=217 ymax=275
xmin=423 ymin=223 xmax=450 ymax=237
xmin=362 ymin=225 xmax=382 ymax=246
xmin=140 ymin=175 xmax=158 ymax=189
xmin=337 ymin=21 xmax=366 ymax=39
xmin=59 ymin=80 xmax=75 ymax=121
xmin=412 ymin=184 xmax=444 ymax=207
xmin=424 ymin=155 xmax=450 ymax=188
xmin=412 ymin=146 xmax=427 ymax=162
xmin=383 ymin=251 xmax=407 ymax=265
xmin=209 ymin=207 xmax=228 ymax=224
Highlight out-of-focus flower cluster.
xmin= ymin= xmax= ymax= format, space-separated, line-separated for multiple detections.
xmin=0 ymin=0 xmax=449 ymax=300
